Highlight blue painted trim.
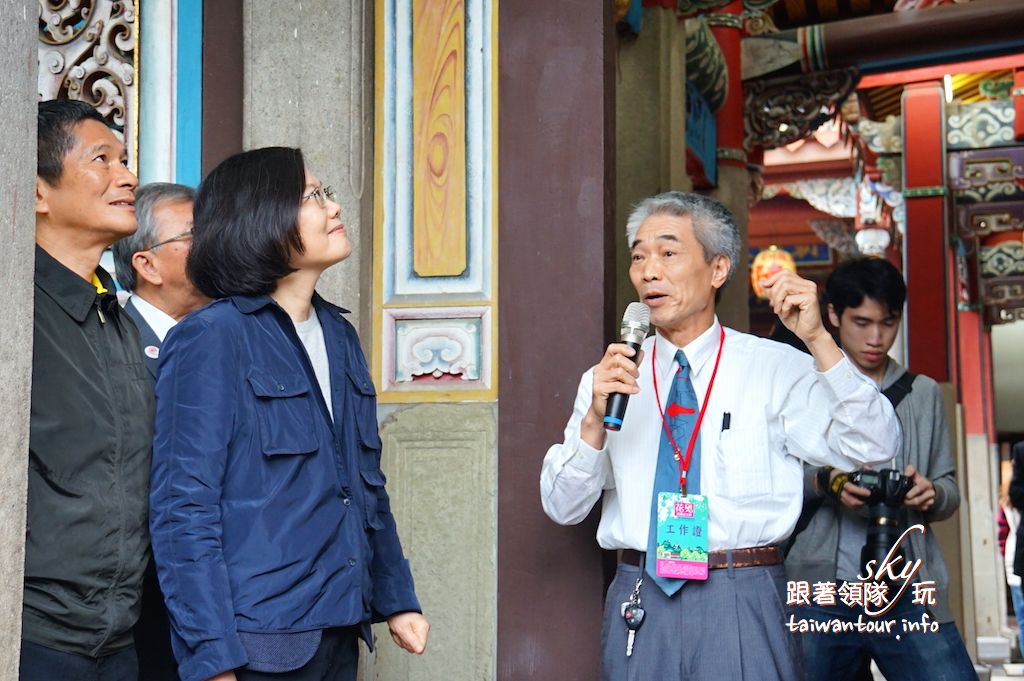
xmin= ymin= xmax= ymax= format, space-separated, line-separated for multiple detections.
xmin=176 ymin=0 xmax=203 ymax=187
xmin=603 ymin=416 xmax=623 ymax=427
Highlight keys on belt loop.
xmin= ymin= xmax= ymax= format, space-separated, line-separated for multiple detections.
xmin=621 ymin=576 xmax=646 ymax=657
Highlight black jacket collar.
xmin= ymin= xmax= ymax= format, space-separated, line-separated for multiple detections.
xmin=34 ymin=245 xmax=117 ymax=324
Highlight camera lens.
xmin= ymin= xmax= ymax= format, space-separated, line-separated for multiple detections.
xmin=857 ymin=468 xmax=912 ymax=580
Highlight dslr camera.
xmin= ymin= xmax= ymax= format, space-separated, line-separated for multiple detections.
xmin=849 ymin=468 xmax=914 ymax=578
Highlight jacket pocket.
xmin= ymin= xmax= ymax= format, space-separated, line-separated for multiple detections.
xmin=347 ymin=368 xmax=382 ymax=452
xmin=360 ymin=468 xmax=387 ymax=530
xmin=247 ymin=369 xmax=318 ymax=456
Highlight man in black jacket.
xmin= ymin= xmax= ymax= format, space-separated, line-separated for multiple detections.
xmin=24 ymin=100 xmax=154 ymax=681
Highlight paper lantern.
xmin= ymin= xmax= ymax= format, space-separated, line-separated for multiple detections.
xmin=750 ymin=245 xmax=797 ymax=299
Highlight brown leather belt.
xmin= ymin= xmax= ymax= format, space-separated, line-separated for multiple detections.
xmin=620 ymin=546 xmax=782 ymax=570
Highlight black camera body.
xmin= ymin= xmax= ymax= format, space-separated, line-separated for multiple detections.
xmin=849 ymin=468 xmax=914 ymax=579
xmin=849 ymin=468 xmax=913 ymax=506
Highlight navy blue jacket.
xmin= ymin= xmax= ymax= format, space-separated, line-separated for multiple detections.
xmin=150 ymin=294 xmax=420 ymax=681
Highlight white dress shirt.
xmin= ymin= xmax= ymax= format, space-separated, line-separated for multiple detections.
xmin=540 ymin=317 xmax=901 ymax=552
xmin=129 ymin=294 xmax=178 ymax=342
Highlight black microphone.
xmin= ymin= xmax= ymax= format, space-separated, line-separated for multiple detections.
xmin=603 ymin=302 xmax=650 ymax=431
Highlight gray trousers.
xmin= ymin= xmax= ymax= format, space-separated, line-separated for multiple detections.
xmin=601 ymin=559 xmax=803 ymax=681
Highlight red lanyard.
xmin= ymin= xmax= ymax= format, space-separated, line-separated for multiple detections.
xmin=652 ymin=325 xmax=726 ymax=493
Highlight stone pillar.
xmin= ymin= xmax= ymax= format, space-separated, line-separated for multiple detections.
xmin=242 ymin=0 xmax=373 ymax=336
xmin=615 ymin=6 xmax=689 ymax=320
xmin=0 ymin=2 xmax=37 ymax=676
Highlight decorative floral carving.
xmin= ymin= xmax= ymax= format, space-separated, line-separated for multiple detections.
xmin=955 ymin=183 xmax=1024 ymax=204
xmin=808 ymin=219 xmax=860 ymax=257
xmin=949 ymin=148 xmax=1024 ymax=190
xmin=979 ymin=79 xmax=1012 ymax=100
xmin=956 ymin=201 xmax=1024 ymax=239
xmin=677 ymin=0 xmax=731 ymax=16
xmin=877 ymin=156 xmax=902 ymax=191
xmin=854 ymin=115 xmax=902 ymax=155
xmin=796 ymin=177 xmax=857 ymax=218
xmin=38 ymin=0 xmax=136 ymax=153
xmin=743 ymin=9 xmax=778 ymax=36
xmin=396 ymin=319 xmax=481 ymax=382
xmin=380 ymin=306 xmax=493 ymax=396
xmin=745 ymin=68 xmax=859 ymax=151
xmin=39 ymin=0 xmax=95 ymax=45
xmin=947 ymin=101 xmax=1016 ymax=150
xmin=685 ymin=17 xmax=728 ymax=113
xmin=742 ymin=0 xmax=779 ymax=10
xmin=982 ymin=277 xmax=1024 ymax=325
xmin=980 ymin=242 xmax=1024 ymax=278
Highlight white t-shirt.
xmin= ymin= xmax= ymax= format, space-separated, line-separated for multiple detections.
xmin=294 ymin=312 xmax=333 ymax=422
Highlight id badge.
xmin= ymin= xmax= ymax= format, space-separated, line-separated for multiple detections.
xmin=655 ymin=493 xmax=709 ymax=580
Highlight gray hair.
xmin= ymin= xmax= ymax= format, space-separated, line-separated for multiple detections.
xmin=625 ymin=191 xmax=741 ymax=283
xmin=112 ymin=182 xmax=196 ymax=291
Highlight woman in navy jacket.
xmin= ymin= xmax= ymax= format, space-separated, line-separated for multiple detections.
xmin=149 ymin=147 xmax=429 ymax=681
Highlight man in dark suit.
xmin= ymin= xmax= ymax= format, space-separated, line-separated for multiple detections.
xmin=112 ymin=183 xmax=208 ymax=381
xmin=112 ymin=182 xmax=208 ymax=680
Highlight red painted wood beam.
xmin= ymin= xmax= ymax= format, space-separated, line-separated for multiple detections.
xmin=859 ymin=53 xmax=1024 ymax=89
xmin=749 ymin=198 xmax=835 ymax=245
xmin=1015 ymin=69 xmax=1024 ymax=141
xmin=763 ymin=159 xmax=856 ymax=183
xmin=902 ymin=82 xmax=949 ymax=383
xmin=711 ymin=1 xmax=746 ymax=168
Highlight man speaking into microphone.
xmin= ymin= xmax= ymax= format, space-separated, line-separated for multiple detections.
xmin=539 ymin=192 xmax=900 ymax=681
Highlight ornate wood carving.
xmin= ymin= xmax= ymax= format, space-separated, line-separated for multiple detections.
xmin=38 ymin=0 xmax=137 ymax=165
xmin=982 ymin=276 xmax=1024 ymax=325
xmin=949 ymin=147 xmax=1024 ymax=190
xmin=947 ymin=101 xmax=1016 ymax=150
xmin=956 ymin=201 xmax=1024 ymax=239
xmin=744 ymin=67 xmax=859 ymax=151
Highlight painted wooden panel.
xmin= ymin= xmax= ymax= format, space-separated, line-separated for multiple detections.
xmin=412 ymin=0 xmax=468 ymax=277
xmin=375 ymin=0 xmax=496 ymax=402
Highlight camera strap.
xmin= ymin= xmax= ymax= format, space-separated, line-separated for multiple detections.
xmin=783 ymin=370 xmax=916 ymax=556
xmin=881 ymin=371 xmax=917 ymax=410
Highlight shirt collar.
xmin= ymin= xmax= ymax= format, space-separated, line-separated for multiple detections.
xmin=653 ymin=316 xmax=722 ymax=380
xmin=34 ymin=245 xmax=115 ymax=323
xmin=231 ymin=292 xmax=350 ymax=316
xmin=128 ymin=294 xmax=178 ymax=342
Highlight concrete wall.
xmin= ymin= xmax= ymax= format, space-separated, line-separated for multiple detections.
xmin=242 ymin=0 xmax=373 ymax=337
xmin=614 ymin=8 xmax=689 ymax=320
xmin=0 ymin=2 xmax=38 ymax=676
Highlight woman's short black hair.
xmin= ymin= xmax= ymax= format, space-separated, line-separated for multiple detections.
xmin=38 ymin=100 xmax=108 ymax=186
xmin=825 ymin=257 xmax=907 ymax=319
xmin=188 ymin=147 xmax=307 ymax=298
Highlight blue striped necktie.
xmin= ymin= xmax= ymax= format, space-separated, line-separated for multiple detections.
xmin=646 ymin=349 xmax=701 ymax=596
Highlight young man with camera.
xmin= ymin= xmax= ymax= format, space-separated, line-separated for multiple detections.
xmin=785 ymin=258 xmax=975 ymax=681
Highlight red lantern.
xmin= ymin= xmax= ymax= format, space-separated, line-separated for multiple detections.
xmin=750 ymin=245 xmax=796 ymax=299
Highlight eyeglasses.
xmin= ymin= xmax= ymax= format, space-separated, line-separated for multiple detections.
xmin=145 ymin=229 xmax=193 ymax=250
xmin=302 ymin=185 xmax=337 ymax=208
